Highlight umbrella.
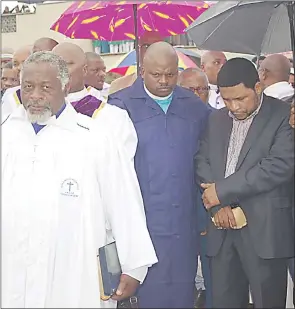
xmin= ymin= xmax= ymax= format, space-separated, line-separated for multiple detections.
xmin=108 ymin=49 xmax=198 ymax=76
xmin=185 ymin=1 xmax=295 ymax=58
xmin=51 ymin=1 xmax=210 ymax=72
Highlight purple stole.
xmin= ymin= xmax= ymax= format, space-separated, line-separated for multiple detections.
xmin=71 ymin=95 xmax=102 ymax=117
xmin=16 ymin=88 xmax=21 ymax=102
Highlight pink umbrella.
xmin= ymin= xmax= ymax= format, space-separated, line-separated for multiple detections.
xmin=51 ymin=1 xmax=210 ymax=41
xmin=51 ymin=1 xmax=210 ymax=72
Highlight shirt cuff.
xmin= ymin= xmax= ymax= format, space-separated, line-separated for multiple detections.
xmin=123 ymin=266 xmax=148 ymax=284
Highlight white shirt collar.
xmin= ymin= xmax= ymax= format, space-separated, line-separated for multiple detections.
xmin=264 ymin=81 xmax=294 ymax=100
xmin=66 ymin=87 xmax=88 ymax=103
xmin=143 ymin=84 xmax=173 ymax=101
xmin=209 ymin=83 xmax=218 ymax=92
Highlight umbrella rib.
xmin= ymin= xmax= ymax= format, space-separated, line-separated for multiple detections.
xmin=200 ymin=9 xmax=236 ymax=48
xmin=260 ymin=2 xmax=282 ymax=55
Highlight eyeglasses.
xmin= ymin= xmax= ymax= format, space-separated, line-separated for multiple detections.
xmin=189 ymin=86 xmax=210 ymax=94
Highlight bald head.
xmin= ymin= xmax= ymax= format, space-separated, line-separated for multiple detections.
xmin=179 ymin=68 xmax=209 ymax=103
xmin=259 ymin=54 xmax=292 ymax=87
xmin=138 ymin=31 xmax=163 ymax=65
xmin=85 ymin=52 xmax=106 ymax=90
xmin=52 ymin=42 xmax=86 ymax=93
xmin=12 ymin=45 xmax=32 ymax=76
xmin=144 ymin=41 xmax=178 ymax=66
xmin=85 ymin=52 xmax=102 ymax=61
xmin=142 ymin=42 xmax=178 ymax=97
xmin=32 ymin=37 xmax=58 ymax=53
xmin=201 ymin=51 xmax=227 ymax=85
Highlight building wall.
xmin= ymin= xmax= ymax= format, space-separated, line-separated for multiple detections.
xmin=1 ymin=1 xmax=93 ymax=52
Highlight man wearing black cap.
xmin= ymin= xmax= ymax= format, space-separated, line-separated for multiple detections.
xmin=195 ymin=58 xmax=294 ymax=308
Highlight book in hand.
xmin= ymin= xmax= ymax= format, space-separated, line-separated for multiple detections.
xmin=97 ymin=241 xmax=122 ymax=301
xmin=212 ymin=207 xmax=247 ymax=229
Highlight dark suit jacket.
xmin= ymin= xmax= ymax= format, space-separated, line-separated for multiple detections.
xmin=195 ymin=95 xmax=294 ymax=259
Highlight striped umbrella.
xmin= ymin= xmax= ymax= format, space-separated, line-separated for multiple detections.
xmin=108 ymin=49 xmax=197 ymax=76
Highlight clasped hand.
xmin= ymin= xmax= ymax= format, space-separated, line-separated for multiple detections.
xmin=200 ymin=182 xmax=220 ymax=209
xmin=201 ymin=183 xmax=237 ymax=229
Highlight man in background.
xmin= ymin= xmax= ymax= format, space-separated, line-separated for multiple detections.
xmin=1 ymin=62 xmax=19 ymax=97
xmin=108 ymin=31 xmax=163 ymax=95
xmin=201 ymin=51 xmax=227 ymax=109
xmin=52 ymin=43 xmax=103 ymax=117
xmin=1 ymin=47 xmax=14 ymax=68
xmin=32 ymin=37 xmax=58 ymax=53
xmin=53 ymin=42 xmax=138 ymax=160
xmin=178 ymin=68 xmax=210 ymax=105
xmin=12 ymin=45 xmax=32 ymax=77
xmin=85 ymin=52 xmax=109 ymax=101
xmin=259 ymin=54 xmax=293 ymax=103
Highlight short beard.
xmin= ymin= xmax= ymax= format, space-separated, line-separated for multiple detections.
xmin=26 ymin=108 xmax=53 ymax=124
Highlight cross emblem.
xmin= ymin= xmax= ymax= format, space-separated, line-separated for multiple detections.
xmin=67 ymin=181 xmax=74 ymax=192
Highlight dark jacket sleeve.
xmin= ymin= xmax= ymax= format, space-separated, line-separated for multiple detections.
xmin=195 ymin=116 xmax=214 ymax=184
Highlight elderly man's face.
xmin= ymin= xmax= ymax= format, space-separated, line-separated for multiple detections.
xmin=85 ymin=58 xmax=106 ymax=90
xmin=142 ymin=57 xmax=178 ymax=97
xmin=1 ymin=68 xmax=19 ymax=92
xmin=220 ymin=82 xmax=261 ymax=120
xmin=21 ymin=62 xmax=67 ymax=123
xmin=179 ymin=74 xmax=210 ymax=103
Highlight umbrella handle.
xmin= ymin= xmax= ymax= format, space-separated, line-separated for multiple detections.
xmin=133 ymin=4 xmax=140 ymax=75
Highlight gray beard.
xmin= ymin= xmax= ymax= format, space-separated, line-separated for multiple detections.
xmin=26 ymin=109 xmax=53 ymax=124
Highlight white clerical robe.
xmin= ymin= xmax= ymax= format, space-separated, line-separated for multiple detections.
xmin=67 ymin=88 xmax=137 ymax=159
xmin=86 ymin=83 xmax=110 ymax=101
xmin=2 ymin=104 xmax=158 ymax=308
xmin=1 ymin=85 xmax=21 ymax=120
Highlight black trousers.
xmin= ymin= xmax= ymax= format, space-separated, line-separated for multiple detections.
xmin=210 ymin=228 xmax=288 ymax=308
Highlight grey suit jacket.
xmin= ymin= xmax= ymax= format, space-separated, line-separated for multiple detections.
xmin=195 ymin=95 xmax=294 ymax=259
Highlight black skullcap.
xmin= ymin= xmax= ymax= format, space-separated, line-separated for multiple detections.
xmin=217 ymin=57 xmax=259 ymax=90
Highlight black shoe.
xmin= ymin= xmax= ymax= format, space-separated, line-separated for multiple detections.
xmin=247 ymin=303 xmax=254 ymax=308
xmin=194 ymin=288 xmax=206 ymax=308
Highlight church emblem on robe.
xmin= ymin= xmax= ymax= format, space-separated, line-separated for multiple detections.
xmin=60 ymin=178 xmax=80 ymax=197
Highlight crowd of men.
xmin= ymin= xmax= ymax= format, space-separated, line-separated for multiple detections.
xmin=1 ymin=32 xmax=294 ymax=309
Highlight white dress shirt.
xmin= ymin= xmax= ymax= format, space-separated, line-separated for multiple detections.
xmin=208 ymin=83 xmax=225 ymax=109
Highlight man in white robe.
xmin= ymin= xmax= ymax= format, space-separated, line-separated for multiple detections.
xmin=1 ymin=51 xmax=158 ymax=308
xmin=1 ymin=39 xmax=58 ymax=117
xmin=85 ymin=52 xmax=110 ymax=101
xmin=52 ymin=42 xmax=137 ymax=158
xmin=200 ymin=51 xmax=227 ymax=109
